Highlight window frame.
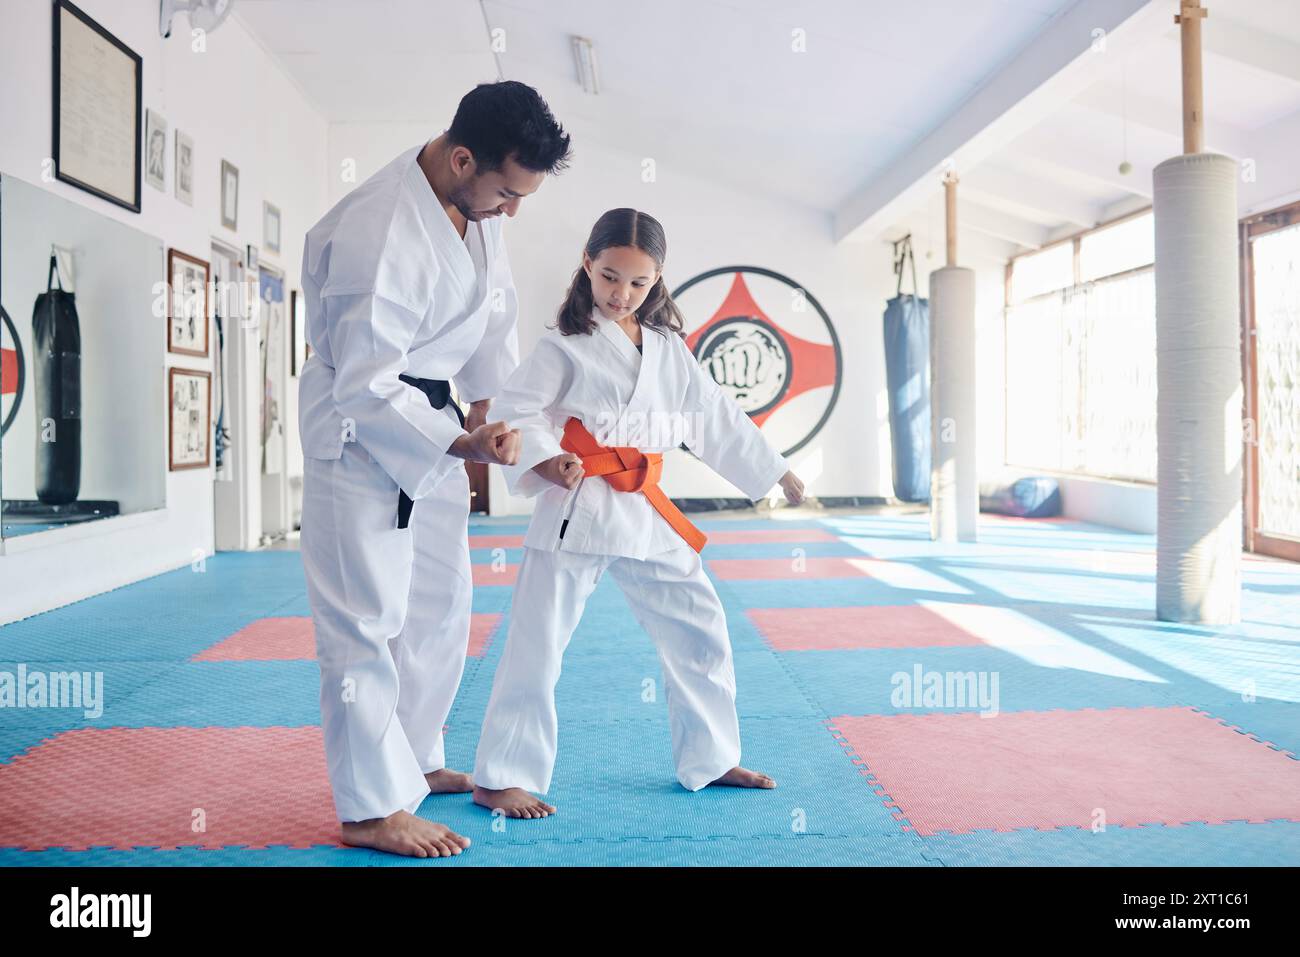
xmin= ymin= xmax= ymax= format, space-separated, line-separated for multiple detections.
xmin=1002 ymin=205 xmax=1157 ymax=484
xmin=1006 ymin=205 xmax=1154 ymax=307
xmin=1240 ymin=199 xmax=1300 ymax=561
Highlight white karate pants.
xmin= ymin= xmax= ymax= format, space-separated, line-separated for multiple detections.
xmin=473 ymin=543 xmax=742 ymax=794
xmin=300 ymin=440 xmax=472 ymax=823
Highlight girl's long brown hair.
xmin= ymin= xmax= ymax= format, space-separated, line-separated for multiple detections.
xmin=554 ymin=208 xmax=685 ymax=339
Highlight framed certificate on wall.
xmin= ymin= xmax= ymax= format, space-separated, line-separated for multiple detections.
xmin=169 ymin=367 xmax=212 ymax=471
xmin=167 ymin=248 xmax=211 ymax=358
xmin=52 ymin=0 xmax=143 ymax=213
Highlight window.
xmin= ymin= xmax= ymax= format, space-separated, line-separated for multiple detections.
xmin=1009 ymin=242 xmax=1073 ymax=303
xmin=1004 ymin=209 xmax=1157 ymax=483
xmin=1243 ymin=210 xmax=1300 ymax=560
xmin=1080 ymin=212 xmax=1154 ymax=282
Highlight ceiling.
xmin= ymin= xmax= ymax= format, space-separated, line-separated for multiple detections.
xmin=234 ymin=0 xmax=1077 ymax=205
xmin=234 ymin=0 xmax=1300 ymax=260
xmin=948 ymin=0 xmax=1300 ymax=256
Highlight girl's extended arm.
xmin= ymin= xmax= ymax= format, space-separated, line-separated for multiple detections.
xmin=680 ymin=335 xmax=798 ymax=502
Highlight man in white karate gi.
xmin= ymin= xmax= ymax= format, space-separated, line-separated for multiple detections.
xmin=297 ymin=81 xmax=571 ymax=858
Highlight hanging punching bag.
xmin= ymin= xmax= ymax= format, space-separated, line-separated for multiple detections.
xmin=882 ymin=237 xmax=931 ymax=502
xmin=32 ymin=254 xmax=82 ymax=504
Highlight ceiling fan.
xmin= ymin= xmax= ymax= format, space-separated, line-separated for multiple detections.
xmin=160 ymin=0 xmax=234 ymax=39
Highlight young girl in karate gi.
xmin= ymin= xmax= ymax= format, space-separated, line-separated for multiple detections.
xmin=472 ymin=208 xmax=805 ymax=818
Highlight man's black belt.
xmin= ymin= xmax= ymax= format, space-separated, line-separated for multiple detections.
xmin=396 ymin=373 xmax=466 ymax=530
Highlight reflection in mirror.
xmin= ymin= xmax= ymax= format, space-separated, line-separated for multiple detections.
xmin=0 ymin=173 xmax=167 ymax=539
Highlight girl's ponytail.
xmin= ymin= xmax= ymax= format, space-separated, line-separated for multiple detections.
xmin=555 ymin=262 xmax=597 ymax=336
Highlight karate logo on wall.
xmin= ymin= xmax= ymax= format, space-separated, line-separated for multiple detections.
xmin=673 ymin=266 xmax=841 ymax=457
xmin=1 ymin=306 xmax=24 ymax=438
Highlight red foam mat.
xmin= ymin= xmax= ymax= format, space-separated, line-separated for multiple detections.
xmin=192 ymin=617 xmax=314 ymax=662
xmin=468 ymin=534 xmax=525 ymax=549
xmin=749 ymin=605 xmax=985 ymax=650
xmin=705 ymin=528 xmax=839 ymax=544
xmin=472 ymin=563 xmax=518 ymax=586
xmin=707 ymin=556 xmax=872 ymax=580
xmin=468 ymin=529 xmax=838 ymax=550
xmin=0 ymin=727 xmax=342 ymax=850
xmin=828 ymin=706 xmax=1300 ymax=836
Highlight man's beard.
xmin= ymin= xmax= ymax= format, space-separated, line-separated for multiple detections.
xmin=447 ymin=182 xmax=491 ymax=221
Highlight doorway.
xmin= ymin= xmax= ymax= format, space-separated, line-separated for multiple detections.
xmin=1241 ymin=201 xmax=1300 ymax=562
xmin=210 ymin=239 xmax=260 ymax=550
xmin=258 ymin=264 xmax=290 ymax=542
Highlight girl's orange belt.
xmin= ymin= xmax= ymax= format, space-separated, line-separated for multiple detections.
xmin=560 ymin=416 xmax=707 ymax=553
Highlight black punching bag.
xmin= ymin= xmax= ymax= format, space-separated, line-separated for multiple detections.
xmin=32 ymin=254 xmax=81 ymax=504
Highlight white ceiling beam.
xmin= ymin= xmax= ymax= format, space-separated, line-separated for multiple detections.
xmin=1096 ymin=192 xmax=1154 ymax=223
xmin=959 ymin=201 xmax=1054 ymax=249
xmin=1072 ymin=84 xmax=1253 ymax=158
xmin=940 ymin=228 xmax=1023 ymax=266
xmin=1041 ymin=190 xmax=1151 ymax=243
xmin=834 ymin=0 xmax=1165 ymax=243
xmin=961 ymin=164 xmax=1101 ymax=228
xmin=1007 ymin=150 xmax=1152 ymax=200
xmin=1202 ymin=17 xmax=1300 ymax=86
xmin=876 ymin=224 xmax=1023 ymax=268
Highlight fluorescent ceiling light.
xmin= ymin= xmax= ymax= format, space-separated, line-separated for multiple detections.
xmin=572 ymin=35 xmax=600 ymax=95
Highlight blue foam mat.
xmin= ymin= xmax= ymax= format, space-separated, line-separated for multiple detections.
xmin=2 ymin=511 xmax=1297 ymax=866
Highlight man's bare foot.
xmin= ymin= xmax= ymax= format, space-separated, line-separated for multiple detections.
xmin=473 ymin=785 xmax=556 ymax=819
xmin=425 ymin=768 xmax=474 ymax=793
xmin=340 ymin=810 xmax=471 ymax=858
xmin=710 ymin=766 xmax=777 ymax=789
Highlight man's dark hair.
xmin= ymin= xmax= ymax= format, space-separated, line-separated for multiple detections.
xmin=447 ymin=81 xmax=572 ymax=175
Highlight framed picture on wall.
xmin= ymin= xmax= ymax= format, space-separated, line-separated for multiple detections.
xmin=220 ymin=159 xmax=239 ymax=230
xmin=52 ymin=0 xmax=143 ymax=213
xmin=264 ymin=202 xmax=281 ymax=256
xmin=168 ymin=249 xmax=210 ymax=357
xmin=175 ymin=129 xmax=194 ymax=205
xmin=169 ymin=367 xmax=211 ymax=471
xmin=144 ymin=109 xmax=167 ymax=191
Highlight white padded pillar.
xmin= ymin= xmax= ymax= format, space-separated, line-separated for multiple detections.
xmin=1153 ymin=152 xmax=1242 ymax=624
xmin=929 ymin=266 xmax=978 ymax=543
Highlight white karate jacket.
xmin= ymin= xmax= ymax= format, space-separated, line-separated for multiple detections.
xmin=298 ymin=143 xmax=519 ymax=500
xmin=497 ymin=307 xmax=789 ymax=559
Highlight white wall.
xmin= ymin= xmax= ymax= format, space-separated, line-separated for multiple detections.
xmin=325 ymin=57 xmax=1300 ymax=538
xmin=0 ymin=0 xmax=327 ymax=624
xmin=327 ymin=121 xmax=969 ymax=514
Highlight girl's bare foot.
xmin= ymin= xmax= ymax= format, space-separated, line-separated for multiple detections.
xmin=473 ymin=784 xmax=556 ymax=818
xmin=710 ymin=766 xmax=777 ymax=789
xmin=425 ymin=768 xmax=474 ymax=793
xmin=340 ymin=810 xmax=471 ymax=858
